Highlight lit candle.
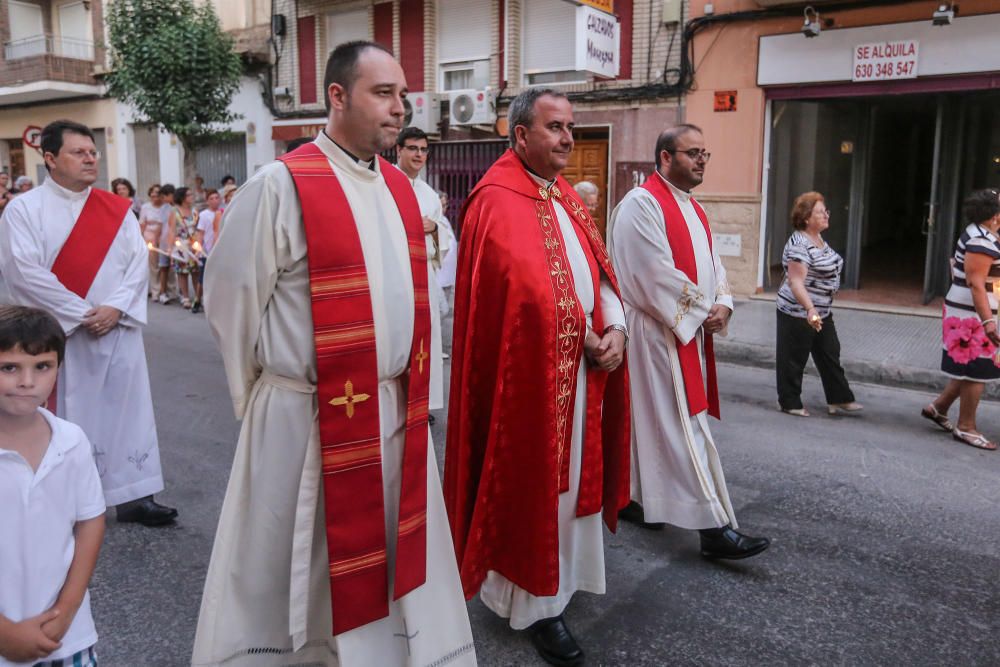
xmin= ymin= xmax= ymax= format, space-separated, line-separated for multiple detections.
xmin=146 ymin=242 xmax=172 ymax=258
xmin=174 ymin=239 xmax=198 ymax=261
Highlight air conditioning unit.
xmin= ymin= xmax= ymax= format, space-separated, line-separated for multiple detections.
xmin=404 ymin=92 xmax=441 ymax=133
xmin=448 ymin=89 xmax=496 ymax=126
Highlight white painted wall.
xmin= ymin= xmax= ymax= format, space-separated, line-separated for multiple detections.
xmin=230 ymin=75 xmax=276 ymax=174
xmin=117 ymin=75 xmax=276 ymax=191
xmin=759 ymin=13 xmax=1000 ymax=86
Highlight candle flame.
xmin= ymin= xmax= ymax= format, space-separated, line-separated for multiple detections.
xmin=146 ymin=242 xmax=153 ymax=249
xmin=175 ymin=240 xmax=182 ymax=247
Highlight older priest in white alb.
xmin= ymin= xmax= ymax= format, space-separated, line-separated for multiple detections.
xmin=0 ymin=120 xmax=176 ymax=527
xmin=194 ymin=42 xmax=475 ymax=667
xmin=608 ymin=124 xmax=770 ymax=560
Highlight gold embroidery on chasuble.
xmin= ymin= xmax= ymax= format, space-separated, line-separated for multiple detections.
xmin=674 ymin=283 xmax=705 ymax=328
xmin=716 ymin=279 xmax=732 ymax=298
xmin=535 ymin=199 xmax=580 ymax=488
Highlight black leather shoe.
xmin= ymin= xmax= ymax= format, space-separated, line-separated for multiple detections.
xmin=529 ymin=615 xmax=584 ymax=667
xmin=117 ymin=496 xmax=178 ymax=527
xmin=699 ymin=524 xmax=770 ymax=560
xmin=618 ymin=501 xmax=665 ymax=530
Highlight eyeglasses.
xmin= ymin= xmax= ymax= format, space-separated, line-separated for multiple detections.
xmin=668 ymin=148 xmax=711 ymax=162
xmin=64 ymin=149 xmax=101 ymax=160
xmin=401 ymin=145 xmax=430 ymax=155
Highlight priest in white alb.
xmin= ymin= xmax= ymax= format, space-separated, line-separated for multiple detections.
xmin=394 ymin=126 xmax=451 ymax=411
xmin=0 ymin=119 xmax=177 ymax=527
xmin=194 ymin=41 xmax=475 ymax=667
xmin=607 ymin=123 xmax=770 ymax=560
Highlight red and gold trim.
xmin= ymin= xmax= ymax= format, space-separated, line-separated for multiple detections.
xmin=534 ymin=196 xmax=585 ymax=492
xmin=279 ymin=143 xmax=431 ymax=635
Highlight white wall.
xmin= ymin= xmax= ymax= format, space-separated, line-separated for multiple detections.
xmin=230 ymin=75 xmax=275 ymax=174
xmin=759 ymin=12 xmax=1000 ymax=86
xmin=117 ymin=75 xmax=275 ymax=191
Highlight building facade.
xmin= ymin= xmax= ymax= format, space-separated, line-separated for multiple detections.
xmin=0 ymin=0 xmax=117 ymax=187
xmin=121 ymin=0 xmax=276 ymax=197
xmin=687 ymin=0 xmax=1000 ymax=302
xmin=269 ymin=0 xmax=689 ymax=234
xmin=0 ymin=0 xmax=276 ymax=198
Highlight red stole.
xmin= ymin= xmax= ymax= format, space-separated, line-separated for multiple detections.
xmin=278 ymin=143 xmax=431 ymax=635
xmin=50 ymin=188 xmax=131 ymax=298
xmin=557 ymin=192 xmax=613 ymax=518
xmin=46 ymin=188 xmax=131 ymax=412
xmin=641 ymin=173 xmax=721 ymax=419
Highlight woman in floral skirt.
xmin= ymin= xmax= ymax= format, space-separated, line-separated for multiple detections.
xmin=923 ymin=188 xmax=1000 ymax=450
xmin=167 ymin=186 xmax=201 ymax=309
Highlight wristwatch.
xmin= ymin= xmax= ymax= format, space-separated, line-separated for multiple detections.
xmin=603 ymin=323 xmax=629 ymax=346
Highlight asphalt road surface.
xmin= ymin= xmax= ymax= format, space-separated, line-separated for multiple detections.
xmin=90 ymin=304 xmax=1000 ymax=666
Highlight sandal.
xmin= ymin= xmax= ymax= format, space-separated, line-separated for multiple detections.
xmin=952 ymin=428 xmax=998 ymax=451
xmin=181 ymin=298 xmax=192 ymax=309
xmin=778 ymin=403 xmax=809 ymax=417
xmin=828 ymin=402 xmax=864 ymax=415
xmin=921 ymin=404 xmax=953 ymax=432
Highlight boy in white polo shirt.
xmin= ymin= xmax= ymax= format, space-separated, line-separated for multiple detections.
xmin=0 ymin=305 xmax=105 ymax=667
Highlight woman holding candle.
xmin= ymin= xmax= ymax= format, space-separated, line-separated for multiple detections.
xmin=923 ymin=189 xmax=1000 ymax=450
xmin=166 ymin=186 xmax=200 ymax=309
xmin=775 ymin=191 xmax=861 ymax=417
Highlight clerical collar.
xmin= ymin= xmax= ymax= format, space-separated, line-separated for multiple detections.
xmin=655 ymin=170 xmax=692 ymax=203
xmin=322 ymin=130 xmax=376 ymax=171
xmin=519 ymin=157 xmax=557 ymax=189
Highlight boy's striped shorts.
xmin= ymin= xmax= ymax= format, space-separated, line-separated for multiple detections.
xmin=32 ymin=646 xmax=97 ymax=667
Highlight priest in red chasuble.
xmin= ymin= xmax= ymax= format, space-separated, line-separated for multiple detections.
xmin=606 ymin=124 xmax=770 ymax=560
xmin=194 ymin=41 xmax=475 ymax=667
xmin=445 ymin=88 xmax=630 ymax=667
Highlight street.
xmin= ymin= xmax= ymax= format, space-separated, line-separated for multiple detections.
xmin=91 ymin=304 xmax=1000 ymax=666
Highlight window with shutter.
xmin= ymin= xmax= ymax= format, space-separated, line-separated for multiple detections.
xmin=325 ymin=8 xmax=369 ymax=56
xmin=522 ymin=0 xmax=588 ymax=86
xmin=437 ymin=0 xmax=491 ymax=90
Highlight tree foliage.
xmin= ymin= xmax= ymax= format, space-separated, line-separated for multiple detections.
xmin=105 ymin=0 xmax=243 ymax=153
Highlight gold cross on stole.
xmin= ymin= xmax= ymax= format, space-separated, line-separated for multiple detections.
xmin=415 ymin=339 xmax=428 ymax=374
xmin=329 ymin=379 xmax=370 ymax=419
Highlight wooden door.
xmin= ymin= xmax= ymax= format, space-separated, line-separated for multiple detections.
xmin=564 ymin=138 xmax=609 ymax=238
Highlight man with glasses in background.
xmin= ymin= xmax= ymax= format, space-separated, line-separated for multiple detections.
xmin=396 ymin=126 xmax=453 ymax=416
xmin=607 ymin=123 xmax=770 ymax=560
xmin=0 ymin=119 xmax=177 ymax=527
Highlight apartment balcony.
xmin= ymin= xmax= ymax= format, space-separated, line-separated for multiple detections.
xmin=0 ymin=34 xmax=102 ymax=106
xmin=5 ymin=34 xmax=95 ymax=61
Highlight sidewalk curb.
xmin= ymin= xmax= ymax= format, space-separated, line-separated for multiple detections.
xmin=715 ymin=340 xmax=1000 ymax=400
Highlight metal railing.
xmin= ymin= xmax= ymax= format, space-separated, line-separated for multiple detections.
xmin=4 ymin=34 xmax=95 ymax=61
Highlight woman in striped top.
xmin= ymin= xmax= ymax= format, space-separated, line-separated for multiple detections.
xmin=923 ymin=189 xmax=1000 ymax=450
xmin=775 ymin=191 xmax=861 ymax=417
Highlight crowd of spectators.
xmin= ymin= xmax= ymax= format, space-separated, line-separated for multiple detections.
xmin=111 ymin=174 xmax=238 ymax=313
